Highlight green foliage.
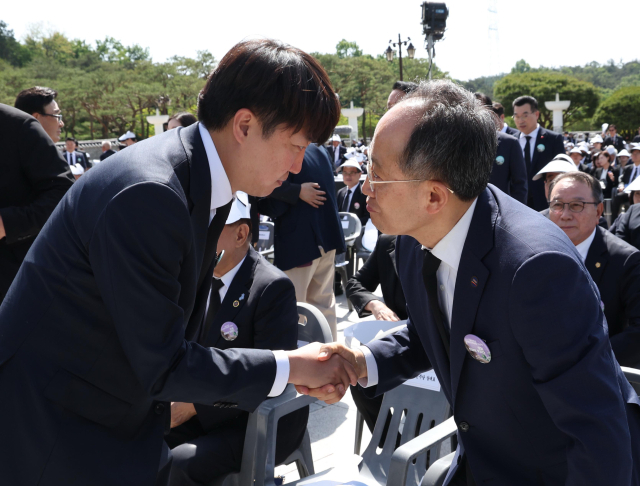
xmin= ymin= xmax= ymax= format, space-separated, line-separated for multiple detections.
xmin=493 ymin=72 xmax=599 ymax=129
xmin=593 ymin=87 xmax=640 ymax=136
xmin=511 ymin=59 xmax=531 ymax=74
xmin=335 ymin=40 xmax=362 ymax=59
xmin=0 ymin=21 xmax=31 ymax=66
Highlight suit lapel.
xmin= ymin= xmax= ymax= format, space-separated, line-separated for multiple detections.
xmin=531 ymin=127 xmax=544 ymax=174
xmin=585 ymin=228 xmax=608 ymax=285
xmin=349 ymin=184 xmax=362 ymax=212
xmin=449 ymin=189 xmax=497 ymax=406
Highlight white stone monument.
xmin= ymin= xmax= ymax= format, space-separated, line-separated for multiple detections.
xmin=341 ymin=101 xmax=364 ymax=141
xmin=146 ymin=109 xmax=169 ymax=137
xmin=544 ymin=93 xmax=571 ymax=134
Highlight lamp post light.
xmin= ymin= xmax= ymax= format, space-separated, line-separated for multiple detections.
xmin=385 ymin=34 xmax=415 ymax=81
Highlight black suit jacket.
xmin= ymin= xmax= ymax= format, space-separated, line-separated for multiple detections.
xmin=504 ymin=125 xmax=520 ymax=137
xmin=585 ymin=226 xmax=640 ymax=367
xmin=325 ymin=144 xmax=347 ymax=172
xmin=257 ymin=144 xmax=346 ymax=271
xmin=522 ymin=127 xmax=565 ymax=211
xmin=62 ymin=149 xmax=90 ymax=169
xmin=100 ymin=149 xmax=116 ymax=161
xmin=603 ymin=135 xmax=626 ymax=153
xmin=614 ymin=203 xmax=640 ymax=252
xmin=0 ymin=103 xmax=74 ymax=303
xmin=346 ymin=234 xmax=407 ymax=320
xmin=0 ymin=123 xmax=277 ymax=486
xmin=620 ymin=163 xmax=640 ymax=187
xmin=336 ymin=181 xmax=369 ymax=226
xmin=593 ymin=166 xmax=620 ymax=198
xmin=489 ymin=132 xmax=528 ymax=204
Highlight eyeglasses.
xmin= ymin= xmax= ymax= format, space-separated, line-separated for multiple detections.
xmin=549 ymin=201 xmax=599 ymax=213
xmin=40 ymin=113 xmax=63 ymax=122
xmin=366 ymin=160 xmax=454 ymax=194
xmin=512 ymin=112 xmax=535 ymax=121
xmin=341 ymin=170 xmax=360 ymax=176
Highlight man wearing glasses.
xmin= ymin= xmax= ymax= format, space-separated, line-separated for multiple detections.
xmin=14 ymin=86 xmax=65 ymax=143
xmin=512 ymin=95 xmax=565 ymax=211
xmin=604 ymin=124 xmax=627 ymax=154
xmin=548 ymin=171 xmax=640 ymax=368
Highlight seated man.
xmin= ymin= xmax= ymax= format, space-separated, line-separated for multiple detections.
xmin=548 ymin=172 xmax=640 ymax=367
xmin=167 ymin=194 xmax=308 ymax=486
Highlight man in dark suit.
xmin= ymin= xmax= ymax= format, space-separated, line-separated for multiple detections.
xmin=14 ymin=86 xmax=65 ymax=143
xmin=0 ymin=40 xmax=356 ymax=486
xmin=492 ymin=102 xmax=519 ymax=137
xmin=62 ymin=136 xmax=90 ymax=170
xmin=512 ymin=95 xmax=565 ymax=211
xmin=604 ymin=124 xmax=626 ymax=153
xmin=0 ymin=104 xmax=74 ymax=304
xmin=336 ymin=160 xmax=369 ymax=226
xmin=325 ymin=134 xmax=347 ymax=172
xmin=548 ymin=172 xmax=640 ymax=368
xmin=100 ymin=140 xmax=116 ymax=161
xmin=302 ymin=80 xmax=640 ymax=485
xmin=257 ymin=144 xmax=346 ymax=339
xmin=612 ymin=145 xmax=640 ymax=219
xmin=166 ymin=194 xmax=308 ymax=485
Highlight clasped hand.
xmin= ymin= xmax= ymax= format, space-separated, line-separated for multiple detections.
xmin=287 ymin=342 xmax=367 ymax=404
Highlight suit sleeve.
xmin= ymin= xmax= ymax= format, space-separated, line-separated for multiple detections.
xmin=88 ymin=182 xmax=276 ymax=410
xmin=509 ymin=251 xmax=633 ymax=485
xmin=346 ymin=242 xmax=382 ymax=317
xmin=508 ymin=138 xmax=528 ymax=204
xmin=0 ymin=118 xmax=74 ymax=244
xmin=609 ymin=251 xmax=640 ymax=368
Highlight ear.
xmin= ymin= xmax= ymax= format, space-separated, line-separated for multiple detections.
xmin=232 ymin=108 xmax=257 ymax=145
xmin=423 ymin=181 xmax=452 ymax=215
xmin=596 ymin=202 xmax=604 ymax=219
xmin=235 ymin=224 xmax=250 ymax=248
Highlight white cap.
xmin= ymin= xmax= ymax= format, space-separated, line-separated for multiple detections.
xmin=118 ymin=130 xmax=137 ymax=141
xmin=591 ymin=135 xmax=603 ymax=144
xmin=336 ymin=160 xmax=363 ymax=173
xmin=569 ymin=147 xmax=583 ymax=155
xmin=625 ymin=177 xmax=640 ymax=194
xmin=579 ymin=142 xmax=590 ymax=153
xmin=225 ymin=191 xmax=251 ymax=225
xmin=602 ymin=123 xmax=609 ymax=133
xmin=618 ymin=149 xmax=631 ymax=157
xmin=331 ymin=134 xmax=341 ymax=142
xmin=533 ymin=154 xmax=578 ymax=181
xmin=606 ymin=146 xmax=618 ymax=156
xmin=630 ymin=143 xmax=640 ymax=153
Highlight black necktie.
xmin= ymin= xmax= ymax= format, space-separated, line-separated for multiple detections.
xmin=632 ymin=166 xmax=638 ymax=183
xmin=524 ymin=136 xmax=532 ymax=171
xmin=342 ymin=189 xmax=352 ymax=212
xmin=422 ymin=250 xmax=450 ymax=359
xmin=197 ymin=201 xmax=232 ymax=291
xmin=200 ymin=278 xmax=225 ymax=343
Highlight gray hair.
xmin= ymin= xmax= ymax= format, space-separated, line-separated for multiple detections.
xmin=102 ymin=141 xmax=112 ymax=150
xmin=548 ymin=171 xmax=604 ymax=204
xmin=398 ymin=80 xmax=497 ymax=201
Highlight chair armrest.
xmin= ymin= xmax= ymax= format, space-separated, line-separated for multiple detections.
xmin=387 ymin=417 xmax=457 ymax=486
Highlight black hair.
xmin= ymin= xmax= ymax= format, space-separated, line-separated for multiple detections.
xmin=491 ymin=102 xmax=504 ymax=117
xmin=474 ymin=92 xmax=493 ymax=107
xmin=168 ymin=112 xmax=197 ymax=127
xmin=392 ymin=81 xmax=419 ymax=95
xmin=15 ymin=86 xmax=58 ymax=116
xmin=513 ymin=95 xmax=538 ymax=112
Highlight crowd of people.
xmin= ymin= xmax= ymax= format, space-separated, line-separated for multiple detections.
xmin=2 ymin=38 xmax=640 ymax=486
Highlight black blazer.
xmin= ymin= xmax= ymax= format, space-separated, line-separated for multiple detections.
xmin=614 ymin=203 xmax=640 ymax=252
xmin=100 ymin=149 xmax=116 ymax=161
xmin=0 ymin=123 xmax=277 ymax=485
xmin=346 ymin=234 xmax=407 ymax=320
xmin=620 ymin=163 xmax=640 ymax=187
xmin=336 ymin=181 xmax=369 ymax=226
xmin=603 ymin=135 xmax=626 ymax=153
xmin=0 ymin=103 xmax=74 ymax=303
xmin=593 ymin=166 xmax=620 ymax=198
xmin=489 ymin=131 xmax=528 ymax=204
xmin=504 ymin=125 xmax=520 ymax=137
xmin=62 ymin=149 xmax=90 ymax=169
xmin=257 ymin=144 xmax=346 ymax=271
xmin=325 ymin=144 xmax=347 ymax=172
xmin=585 ymin=226 xmax=640 ymax=367
xmin=522 ymin=127 xmax=565 ymax=211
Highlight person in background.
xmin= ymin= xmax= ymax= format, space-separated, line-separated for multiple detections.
xmin=336 ymin=160 xmax=369 ymax=227
xmin=118 ymin=130 xmax=137 ymax=147
xmin=168 ymin=112 xmax=197 ymax=130
xmin=100 ymin=141 xmax=116 ymax=161
xmin=325 ymin=134 xmax=347 ymax=173
xmin=591 ymin=135 xmax=604 ymax=156
xmin=612 ymin=146 xmax=640 ymax=220
xmin=14 ymin=86 xmax=64 ymax=143
xmin=569 ymin=146 xmax=590 ymax=173
xmin=548 ymin=172 xmax=640 ymax=367
xmin=75 ymin=140 xmax=92 ymax=169
xmin=62 ymin=137 xmax=89 ymax=170
xmin=492 ymin=102 xmax=520 ymax=137
xmin=633 ymin=127 xmax=640 ymax=144
xmin=618 ymin=149 xmax=631 ymax=169
xmin=593 ymin=150 xmax=619 ymax=199
xmin=604 ymin=124 xmax=626 ymax=153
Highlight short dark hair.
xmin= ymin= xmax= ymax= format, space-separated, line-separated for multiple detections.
xmin=392 ymin=81 xmax=419 ymax=95
xmin=548 ymin=172 xmax=604 ymax=205
xmin=15 ymin=86 xmax=58 ymax=116
xmin=198 ymin=39 xmax=340 ymax=143
xmin=513 ymin=95 xmax=538 ymax=112
xmin=168 ymin=112 xmax=197 ymax=127
xmin=399 ymin=80 xmax=497 ymax=201
xmin=491 ymin=102 xmax=504 ymax=117
xmin=474 ymin=92 xmax=493 ymax=107
xmin=66 ymin=137 xmax=76 ymax=143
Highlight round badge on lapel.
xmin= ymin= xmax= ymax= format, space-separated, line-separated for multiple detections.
xmin=463 ymin=334 xmax=491 ymax=364
xmin=537 ymin=144 xmax=545 ymax=152
xmin=495 ymin=156 xmax=505 ymax=165
xmin=354 ymin=202 xmax=360 ymax=209
xmin=233 ymin=300 xmax=240 ymax=308
xmin=221 ymin=322 xmax=239 ymax=341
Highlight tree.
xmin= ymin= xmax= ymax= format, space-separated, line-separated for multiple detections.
xmin=511 ymin=59 xmax=531 ymax=74
xmin=336 ymin=40 xmax=362 ymax=59
xmin=593 ymin=87 xmax=640 ymax=140
xmin=493 ymin=72 xmax=599 ymax=129
xmin=0 ymin=21 xmax=31 ymax=67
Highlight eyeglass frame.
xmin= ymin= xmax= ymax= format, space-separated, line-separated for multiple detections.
xmin=366 ymin=160 xmax=454 ymax=194
xmin=548 ymin=200 xmax=600 ymax=214
xmin=39 ymin=113 xmax=63 ymax=122
xmin=511 ymin=111 xmax=537 ymax=121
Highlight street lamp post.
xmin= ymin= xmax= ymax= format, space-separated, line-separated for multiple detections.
xmin=385 ymin=34 xmax=415 ymax=81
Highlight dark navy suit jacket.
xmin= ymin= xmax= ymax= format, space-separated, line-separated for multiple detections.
xmin=257 ymin=144 xmax=345 ymax=271
xmin=0 ymin=124 xmax=277 ymax=486
xmin=523 ymin=127 xmax=565 ymax=211
xmin=488 ymin=131 xmax=527 ymax=204
xmin=365 ymin=185 xmax=640 ymax=485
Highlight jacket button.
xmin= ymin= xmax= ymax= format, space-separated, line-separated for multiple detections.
xmin=155 ymin=403 xmax=165 ymax=415
xmin=459 ymin=421 xmax=470 ymax=432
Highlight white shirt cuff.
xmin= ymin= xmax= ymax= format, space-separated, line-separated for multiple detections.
xmin=358 ymin=345 xmax=379 ymax=388
xmin=268 ymin=350 xmax=290 ymax=397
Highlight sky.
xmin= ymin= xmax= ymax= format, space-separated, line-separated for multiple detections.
xmin=3 ymin=0 xmax=639 ymax=81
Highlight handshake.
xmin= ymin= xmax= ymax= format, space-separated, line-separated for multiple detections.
xmin=285 ymin=342 xmax=368 ymax=404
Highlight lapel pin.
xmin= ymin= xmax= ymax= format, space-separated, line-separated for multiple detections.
xmin=595 ymin=262 xmax=601 ymax=268
xmin=221 ymin=322 xmax=239 ymax=341
xmin=464 ymin=334 xmax=491 ymax=364
xmin=471 ymin=276 xmax=478 ymax=287
xmin=233 ymin=300 xmax=240 ymax=308
xmin=495 ymin=155 xmax=505 ymax=165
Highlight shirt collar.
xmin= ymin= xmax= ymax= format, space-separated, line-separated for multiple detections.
xmin=422 ymin=198 xmax=478 ymax=273
xmin=217 ymin=255 xmax=247 ymax=289
xmin=198 ymin=122 xmax=233 ymax=211
xmin=575 ymin=228 xmax=597 ymax=262
xmin=519 ymin=124 xmax=540 ymax=141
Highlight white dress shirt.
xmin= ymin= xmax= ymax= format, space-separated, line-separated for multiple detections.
xmin=628 ymin=164 xmax=640 ymax=186
xmin=65 ymin=151 xmax=77 ymax=165
xmin=334 ymin=145 xmax=341 ymax=164
xmin=575 ymin=228 xmax=597 ymax=262
xmin=501 ymin=123 xmax=508 ymax=133
xmin=518 ymin=124 xmax=540 ymax=162
xmin=359 ymin=199 xmax=478 ymax=387
xmin=343 ymin=184 xmax=358 ymax=211
xmin=198 ymin=123 xmax=289 ymax=397
xmin=205 ymin=256 xmax=247 ymax=319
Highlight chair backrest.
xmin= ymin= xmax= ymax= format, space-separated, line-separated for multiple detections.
xmin=339 ymin=212 xmax=362 ymax=244
xmin=256 ymin=221 xmax=275 ymax=252
xmin=296 ymin=302 xmax=333 ymax=346
xmin=358 ymin=384 xmax=451 ymax=486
